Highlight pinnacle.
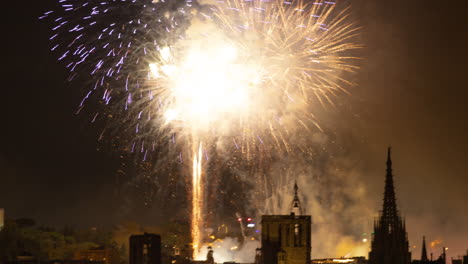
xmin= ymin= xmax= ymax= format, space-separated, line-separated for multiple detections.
xmin=381 ymin=147 xmax=399 ymax=227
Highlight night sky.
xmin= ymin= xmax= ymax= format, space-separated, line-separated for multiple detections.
xmin=2 ymin=0 xmax=467 ymax=260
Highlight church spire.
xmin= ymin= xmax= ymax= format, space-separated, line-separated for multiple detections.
xmin=421 ymin=236 xmax=429 ymax=261
xmin=381 ymin=147 xmax=399 ymax=227
xmin=291 ymin=181 xmax=303 ymax=216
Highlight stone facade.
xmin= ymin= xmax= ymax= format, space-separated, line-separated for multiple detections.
xmin=261 ymin=183 xmax=311 ymax=264
xmin=129 ymin=233 xmax=162 ymax=264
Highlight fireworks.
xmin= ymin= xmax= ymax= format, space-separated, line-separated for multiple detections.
xmin=192 ymin=142 xmax=203 ymax=254
xmin=142 ymin=0 xmax=361 ymax=159
xmin=147 ymin=34 xmax=260 ymax=130
xmin=41 ymin=0 xmax=359 ymax=153
xmin=41 ymin=0 xmax=360 ymax=260
xmin=215 ymin=0 xmax=361 ymax=103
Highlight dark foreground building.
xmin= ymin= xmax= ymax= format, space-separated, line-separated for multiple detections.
xmin=369 ymin=148 xmax=411 ymax=264
xmin=129 ymin=233 xmax=162 ymax=264
xmin=73 ymin=248 xmax=119 ymax=264
xmin=261 ymin=183 xmax=311 ymax=264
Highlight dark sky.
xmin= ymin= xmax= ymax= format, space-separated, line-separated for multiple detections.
xmin=2 ymin=0 xmax=467 ymax=260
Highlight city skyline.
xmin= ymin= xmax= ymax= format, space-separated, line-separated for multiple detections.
xmin=1 ymin=0 xmax=467 ymax=261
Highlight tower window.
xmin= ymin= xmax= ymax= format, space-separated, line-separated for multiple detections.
xmin=294 ymin=223 xmax=301 ymax=247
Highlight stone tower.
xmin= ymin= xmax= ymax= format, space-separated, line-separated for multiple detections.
xmin=291 ymin=181 xmax=303 ymax=216
xmin=261 ymin=183 xmax=311 ymax=264
xmin=129 ymin=233 xmax=161 ymax=264
xmin=369 ymin=148 xmax=411 ymax=264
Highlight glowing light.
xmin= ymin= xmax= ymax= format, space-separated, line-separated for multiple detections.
xmin=332 ymin=259 xmax=354 ymax=263
xmin=150 ymin=38 xmax=261 ymax=129
xmin=164 ymin=109 xmax=178 ymax=123
xmin=149 ymin=63 xmax=160 ymax=79
xmin=160 ymin=64 xmax=177 ymax=77
xmin=430 ymin=239 xmax=443 ymax=248
xmin=160 ymin=46 xmax=171 ymax=62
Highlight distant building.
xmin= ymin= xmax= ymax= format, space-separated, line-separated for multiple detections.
xmin=261 ymin=182 xmax=311 ymax=264
xmin=449 ymin=249 xmax=468 ymax=264
xmin=411 ymin=237 xmax=445 ymax=264
xmin=129 ymin=233 xmax=162 ymax=264
xmin=73 ymin=248 xmax=120 ymax=264
xmin=311 ymin=257 xmax=367 ymax=264
xmin=369 ymin=148 xmax=411 ymax=264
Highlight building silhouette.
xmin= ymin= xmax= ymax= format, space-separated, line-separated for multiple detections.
xmin=129 ymin=233 xmax=161 ymax=264
xmin=412 ymin=237 xmax=450 ymax=264
xmin=421 ymin=236 xmax=429 ymax=262
xmin=311 ymin=257 xmax=367 ymax=264
xmin=369 ymin=148 xmax=411 ymax=264
xmin=73 ymin=248 xmax=120 ymax=264
xmin=261 ymin=182 xmax=311 ymax=264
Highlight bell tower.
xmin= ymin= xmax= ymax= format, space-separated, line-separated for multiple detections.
xmin=261 ymin=183 xmax=311 ymax=264
xmin=291 ymin=181 xmax=303 ymax=216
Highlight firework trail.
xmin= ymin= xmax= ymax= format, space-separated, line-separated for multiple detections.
xmin=41 ymin=0 xmax=360 ymax=259
xmin=192 ymin=141 xmax=203 ymax=255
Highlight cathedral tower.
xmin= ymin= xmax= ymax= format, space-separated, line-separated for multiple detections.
xmin=369 ymin=148 xmax=411 ymax=264
xmin=261 ymin=183 xmax=311 ymax=264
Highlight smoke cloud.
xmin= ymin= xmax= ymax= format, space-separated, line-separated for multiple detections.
xmin=247 ymin=129 xmax=373 ymax=259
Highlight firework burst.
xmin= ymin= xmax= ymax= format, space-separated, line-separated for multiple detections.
xmin=142 ymin=0 xmax=361 ymax=158
xmin=41 ymin=0 xmax=359 ymax=156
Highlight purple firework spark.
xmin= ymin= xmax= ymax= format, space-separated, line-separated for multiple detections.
xmin=40 ymin=0 xmax=204 ymax=156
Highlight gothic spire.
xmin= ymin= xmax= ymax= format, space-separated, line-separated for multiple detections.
xmin=421 ymin=236 xmax=429 ymax=261
xmin=291 ymin=181 xmax=303 ymax=216
xmin=369 ymin=148 xmax=411 ymax=264
xmin=381 ymin=147 xmax=399 ymax=227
